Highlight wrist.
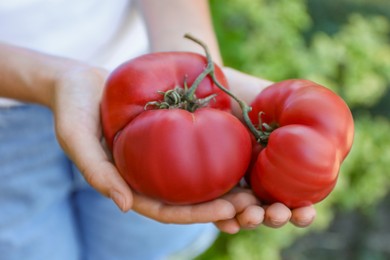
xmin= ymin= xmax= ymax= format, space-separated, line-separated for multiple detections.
xmin=38 ymin=58 xmax=86 ymax=108
xmin=49 ymin=62 xmax=107 ymax=109
xmin=222 ymin=67 xmax=273 ymax=117
xmin=0 ymin=43 xmax=99 ymax=108
xmin=139 ymin=0 xmax=223 ymax=65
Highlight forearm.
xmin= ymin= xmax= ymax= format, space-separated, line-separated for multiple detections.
xmin=222 ymin=67 xmax=273 ymax=117
xmin=0 ymin=42 xmax=86 ymax=107
xmin=137 ymin=0 xmax=222 ymax=64
xmin=136 ymin=1 xmax=272 ymax=115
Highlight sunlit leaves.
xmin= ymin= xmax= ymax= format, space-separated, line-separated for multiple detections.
xmin=333 ymin=115 xmax=390 ymax=210
xmin=203 ymin=0 xmax=390 ymax=259
xmin=308 ymin=14 xmax=390 ymax=107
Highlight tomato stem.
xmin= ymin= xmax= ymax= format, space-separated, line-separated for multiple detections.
xmin=185 ymin=60 xmax=213 ymax=102
xmin=184 ymin=34 xmax=268 ymax=144
xmin=144 ymin=86 xmax=217 ymax=112
xmin=144 ymin=36 xmax=223 ymax=112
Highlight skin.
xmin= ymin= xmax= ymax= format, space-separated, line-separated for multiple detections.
xmin=0 ymin=0 xmax=316 ymax=234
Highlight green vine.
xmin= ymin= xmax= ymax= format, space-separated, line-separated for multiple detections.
xmin=184 ymin=33 xmax=273 ymax=145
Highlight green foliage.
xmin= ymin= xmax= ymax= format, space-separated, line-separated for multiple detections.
xmin=211 ymin=0 xmax=312 ymax=80
xmin=212 ymin=0 xmax=390 ymax=107
xmin=307 ymin=14 xmax=390 ymax=107
xmin=200 ymin=0 xmax=390 ymax=259
xmin=332 ymin=115 xmax=390 ymax=210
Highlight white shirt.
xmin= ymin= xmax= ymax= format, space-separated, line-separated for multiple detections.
xmin=0 ymin=0 xmax=149 ymax=106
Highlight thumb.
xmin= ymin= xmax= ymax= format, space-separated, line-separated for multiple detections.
xmin=58 ymin=127 xmax=133 ymax=212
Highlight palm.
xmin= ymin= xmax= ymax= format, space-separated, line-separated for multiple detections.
xmin=51 ymin=66 xmax=316 ymax=233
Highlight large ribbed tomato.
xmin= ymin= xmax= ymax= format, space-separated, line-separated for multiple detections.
xmin=247 ymin=79 xmax=354 ymax=208
xmin=101 ymin=51 xmax=252 ymax=205
xmin=101 ymin=52 xmax=231 ymax=150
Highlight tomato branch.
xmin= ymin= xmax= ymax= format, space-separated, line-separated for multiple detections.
xmin=184 ymin=58 xmax=213 ymax=102
xmin=184 ymin=33 xmax=269 ymax=144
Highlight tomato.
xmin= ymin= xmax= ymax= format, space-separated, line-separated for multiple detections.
xmin=101 ymin=52 xmax=230 ymax=150
xmin=113 ymin=108 xmax=251 ymax=204
xmin=247 ymin=79 xmax=354 ymax=208
xmin=101 ymin=51 xmax=252 ymax=204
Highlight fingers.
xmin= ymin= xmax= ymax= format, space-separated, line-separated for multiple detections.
xmin=214 ymin=205 xmax=265 ymax=234
xmin=221 ymin=187 xmax=259 ymax=213
xmin=52 ymin=67 xmax=133 ymax=212
xmin=214 ymin=219 xmax=240 ymax=234
xmin=78 ymin=152 xmax=133 ymax=212
xmin=216 ymin=202 xmax=316 ymax=233
xmin=236 ymin=205 xmax=265 ymax=229
xmin=263 ymin=203 xmax=292 ymax=228
xmin=132 ymin=194 xmax=236 ymax=224
xmin=290 ymin=205 xmax=317 ymax=227
xmin=217 ymin=188 xmax=264 ymax=232
xmin=58 ymin=126 xmax=133 ymax=212
xmin=263 ymin=203 xmax=317 ymax=228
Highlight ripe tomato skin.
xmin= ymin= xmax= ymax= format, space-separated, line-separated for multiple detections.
xmin=248 ymin=79 xmax=354 ymax=208
xmin=100 ymin=51 xmax=251 ymax=205
xmin=113 ymin=108 xmax=252 ymax=205
xmin=101 ymin=52 xmax=230 ymax=150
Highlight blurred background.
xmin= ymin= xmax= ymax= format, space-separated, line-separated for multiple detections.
xmin=197 ymin=0 xmax=390 ymax=259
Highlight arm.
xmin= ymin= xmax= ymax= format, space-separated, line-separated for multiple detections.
xmin=0 ymin=42 xmax=72 ymax=106
xmin=137 ymin=0 xmax=222 ymax=64
xmin=137 ymin=0 xmax=316 ymax=231
xmin=0 ymin=1 xmax=316 ymax=232
xmin=0 ymin=44 xmax=244 ymax=229
xmin=0 ymin=43 xmax=133 ymax=210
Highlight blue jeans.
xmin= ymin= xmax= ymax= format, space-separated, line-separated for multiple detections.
xmin=0 ymin=105 xmax=217 ymax=260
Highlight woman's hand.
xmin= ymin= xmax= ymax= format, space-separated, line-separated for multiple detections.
xmin=213 ymin=187 xmax=316 ymax=234
xmin=49 ymin=65 xmax=251 ymax=227
xmin=50 ymin=64 xmax=316 ymax=232
xmin=52 ymin=65 xmax=134 ymax=210
xmin=215 ymin=67 xmax=318 ymax=233
xmin=51 ymin=66 xmax=316 ymax=233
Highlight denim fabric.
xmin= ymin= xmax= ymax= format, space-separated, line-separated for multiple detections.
xmin=0 ymin=104 xmax=217 ymax=260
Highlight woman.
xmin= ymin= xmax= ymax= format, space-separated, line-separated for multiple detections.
xmin=0 ymin=0 xmax=316 ymax=259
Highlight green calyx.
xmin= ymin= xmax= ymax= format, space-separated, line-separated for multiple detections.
xmin=145 ymin=33 xmax=276 ymax=146
xmin=144 ymin=84 xmax=217 ymax=113
xmin=184 ymin=34 xmax=275 ymax=146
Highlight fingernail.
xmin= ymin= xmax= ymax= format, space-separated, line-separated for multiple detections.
xmin=246 ymin=223 xmax=260 ymax=229
xmin=269 ymin=218 xmax=285 ymax=227
xmin=227 ymin=225 xmax=240 ymax=234
xmin=110 ymin=191 xmax=125 ymax=212
xmin=296 ymin=216 xmax=315 ymax=227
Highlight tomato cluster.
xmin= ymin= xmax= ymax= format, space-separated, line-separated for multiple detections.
xmin=101 ymin=36 xmax=354 ymax=208
xmin=247 ymin=79 xmax=354 ymax=208
xmin=101 ymin=51 xmax=252 ymax=205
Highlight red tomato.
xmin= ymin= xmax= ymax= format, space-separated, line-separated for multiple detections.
xmin=101 ymin=52 xmax=251 ymax=204
xmin=101 ymin=52 xmax=230 ymax=150
xmin=247 ymin=79 xmax=354 ymax=208
xmin=114 ymin=108 xmax=252 ymax=204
